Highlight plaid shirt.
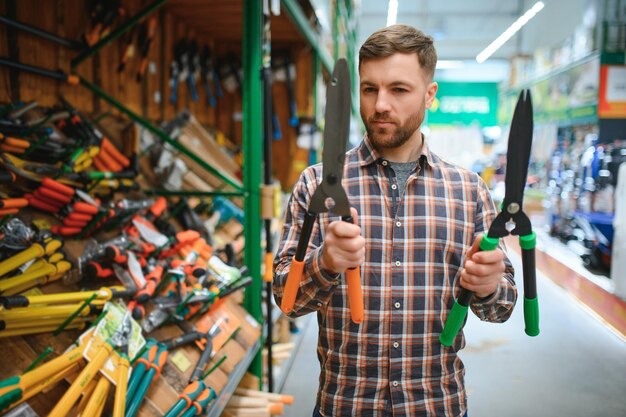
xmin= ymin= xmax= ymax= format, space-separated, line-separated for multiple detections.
xmin=273 ymin=136 xmax=516 ymax=416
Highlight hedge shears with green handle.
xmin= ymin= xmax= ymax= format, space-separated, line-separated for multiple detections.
xmin=279 ymin=58 xmax=364 ymax=323
xmin=440 ymin=89 xmax=538 ymax=346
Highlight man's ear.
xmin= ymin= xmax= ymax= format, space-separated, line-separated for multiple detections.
xmin=425 ymin=81 xmax=438 ymax=109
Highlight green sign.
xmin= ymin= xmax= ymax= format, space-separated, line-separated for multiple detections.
xmin=427 ymin=82 xmax=499 ymax=126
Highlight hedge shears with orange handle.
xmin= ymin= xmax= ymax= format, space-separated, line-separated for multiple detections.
xmin=440 ymin=89 xmax=538 ymax=346
xmin=280 ymin=58 xmax=363 ymax=323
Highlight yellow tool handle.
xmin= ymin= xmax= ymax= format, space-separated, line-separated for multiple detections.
xmin=48 ymin=342 xmax=113 ymax=417
xmin=1 ymin=260 xmax=72 ymax=296
xmin=0 ymin=321 xmax=85 ymax=338
xmin=81 ymin=376 xmax=110 ymax=417
xmin=74 ymin=378 xmax=98 ymax=416
xmin=3 ymin=288 xmax=111 ymax=308
xmin=0 ymin=302 xmax=92 ymax=321
xmin=19 ymin=345 xmax=84 ymax=391
xmin=1 ymin=317 xmax=90 ymax=330
xmin=0 ymin=244 xmax=45 ymax=278
xmin=18 ymin=362 xmax=81 ymax=407
xmin=112 ymin=357 xmax=130 ymax=417
xmin=0 ymin=263 xmax=56 ymax=294
xmin=43 ymin=238 xmax=63 ymax=255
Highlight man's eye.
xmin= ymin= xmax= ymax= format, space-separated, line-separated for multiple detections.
xmin=393 ymin=88 xmax=407 ymax=93
xmin=362 ymin=87 xmax=376 ymax=93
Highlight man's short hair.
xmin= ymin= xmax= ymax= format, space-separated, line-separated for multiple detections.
xmin=359 ymin=24 xmax=437 ymax=80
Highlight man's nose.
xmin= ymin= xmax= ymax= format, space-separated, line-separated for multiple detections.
xmin=374 ymin=91 xmax=391 ymax=113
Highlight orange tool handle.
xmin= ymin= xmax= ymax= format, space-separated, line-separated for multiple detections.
xmin=280 ymin=210 xmax=317 ymax=314
xmin=0 ymin=135 xmax=30 ymax=149
xmin=0 ymin=198 xmax=28 ymax=209
xmin=0 ymin=144 xmax=25 ymax=154
xmin=264 ymin=252 xmax=273 ymax=283
xmin=92 ymin=156 xmax=107 ymax=172
xmin=0 ymin=208 xmax=18 ymax=217
xmin=176 ymin=230 xmax=201 ymax=244
xmin=63 ymin=218 xmax=88 ymax=228
xmin=32 ymin=191 xmax=65 ymax=209
xmin=96 ymin=148 xmax=124 ymax=172
xmin=72 ymin=201 xmax=99 ymax=215
xmin=346 ymin=268 xmax=364 ymax=323
xmin=102 ymin=138 xmax=130 ymax=168
xmin=281 ymin=258 xmax=304 ymax=314
xmin=67 ymin=211 xmax=92 ymax=222
xmin=37 ymin=186 xmax=73 ymax=204
xmin=149 ymin=196 xmax=168 ymax=219
xmin=26 ymin=195 xmax=60 ymax=213
xmin=41 ymin=178 xmax=75 ymax=198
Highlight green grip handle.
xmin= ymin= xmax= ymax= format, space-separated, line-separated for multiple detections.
xmin=439 ymin=301 xmax=469 ymax=346
xmin=0 ymin=376 xmax=22 ymax=412
xmin=163 ymin=399 xmax=186 ymax=417
xmin=524 ymin=296 xmax=540 ymax=336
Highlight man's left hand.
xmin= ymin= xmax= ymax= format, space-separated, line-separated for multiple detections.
xmin=460 ymin=234 xmax=506 ymax=299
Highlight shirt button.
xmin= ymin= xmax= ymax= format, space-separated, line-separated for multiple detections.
xmin=391 ymin=184 xmax=397 ymax=190
xmin=392 ymin=381 xmax=399 ymax=387
xmin=393 ymin=341 xmax=399 ymax=348
xmin=395 ymin=221 xmax=401 ymax=227
xmin=317 ymin=302 xmax=323 ymax=307
xmin=394 ymin=301 xmax=401 ymax=309
xmin=395 ymin=261 xmax=401 ymax=267
xmin=382 ymin=160 xmax=388 ymax=166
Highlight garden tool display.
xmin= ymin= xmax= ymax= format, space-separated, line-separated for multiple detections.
xmin=440 ymin=89 xmax=539 ymax=346
xmin=280 ymin=58 xmax=363 ymax=323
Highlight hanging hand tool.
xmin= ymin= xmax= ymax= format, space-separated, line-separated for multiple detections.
xmin=136 ymin=17 xmax=158 ymax=82
xmin=274 ymin=51 xmax=299 ymax=127
xmin=440 ymin=89 xmax=538 ymax=346
xmin=0 ymin=57 xmax=79 ymax=85
xmin=188 ymin=40 xmax=201 ymax=102
xmin=200 ymin=45 xmax=218 ymax=107
xmin=280 ymin=58 xmax=363 ymax=323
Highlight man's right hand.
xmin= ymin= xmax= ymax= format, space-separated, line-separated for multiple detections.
xmin=320 ymin=207 xmax=365 ymax=274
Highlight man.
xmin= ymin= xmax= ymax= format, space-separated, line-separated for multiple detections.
xmin=273 ymin=24 xmax=516 ymax=417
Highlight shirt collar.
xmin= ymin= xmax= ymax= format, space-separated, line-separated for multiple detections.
xmin=357 ymin=133 xmax=434 ymax=169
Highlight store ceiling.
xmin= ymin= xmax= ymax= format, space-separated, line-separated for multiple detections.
xmin=356 ymin=0 xmax=590 ymax=82
xmin=358 ymin=0 xmax=524 ymax=61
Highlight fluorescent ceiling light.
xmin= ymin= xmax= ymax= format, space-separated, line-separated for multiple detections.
xmin=476 ymin=1 xmax=545 ymax=64
xmin=386 ymin=0 xmax=398 ymax=26
xmin=436 ymin=60 xmax=465 ymax=69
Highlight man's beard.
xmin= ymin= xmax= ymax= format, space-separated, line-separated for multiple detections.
xmin=363 ymin=108 xmax=424 ymax=152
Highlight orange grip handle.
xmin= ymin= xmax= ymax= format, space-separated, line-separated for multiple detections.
xmin=33 ymin=190 xmax=65 ymax=208
xmin=0 ymin=208 xmax=18 ymax=216
xmin=68 ymin=211 xmax=92 ymax=222
xmin=96 ymin=148 xmax=123 ymax=172
xmin=263 ymin=252 xmax=273 ymax=283
xmin=280 ymin=257 xmax=304 ymax=314
xmin=92 ymin=156 xmax=107 ymax=172
xmin=41 ymin=178 xmax=75 ymax=197
xmin=149 ymin=196 xmax=168 ymax=218
xmin=73 ymin=201 xmax=99 ymax=215
xmin=102 ymin=138 xmax=130 ymax=168
xmin=27 ymin=195 xmax=60 ymax=213
xmin=0 ymin=144 xmax=26 ymax=154
xmin=176 ymin=230 xmax=200 ymax=244
xmin=345 ymin=267 xmax=364 ymax=323
xmin=38 ymin=186 xmax=73 ymax=204
xmin=0 ymin=198 xmax=28 ymax=209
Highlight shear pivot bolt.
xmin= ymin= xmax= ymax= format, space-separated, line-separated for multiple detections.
xmin=507 ymin=203 xmax=520 ymax=214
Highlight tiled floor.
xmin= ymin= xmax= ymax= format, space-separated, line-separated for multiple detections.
xmin=279 ymin=250 xmax=626 ymax=417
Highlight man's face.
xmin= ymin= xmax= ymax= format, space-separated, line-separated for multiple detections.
xmin=359 ymin=53 xmax=437 ymax=152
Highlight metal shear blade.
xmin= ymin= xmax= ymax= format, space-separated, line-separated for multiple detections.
xmin=309 ymin=59 xmax=352 ymax=217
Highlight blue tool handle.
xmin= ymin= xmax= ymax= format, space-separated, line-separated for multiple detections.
xmin=212 ymin=71 xmax=223 ymax=97
xmin=188 ymin=75 xmax=199 ymax=101
xmin=204 ymin=81 xmax=216 ymax=107
xmin=170 ymin=78 xmax=179 ymax=104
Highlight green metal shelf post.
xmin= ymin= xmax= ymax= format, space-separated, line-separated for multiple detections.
xmin=242 ymin=0 xmax=264 ymax=384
